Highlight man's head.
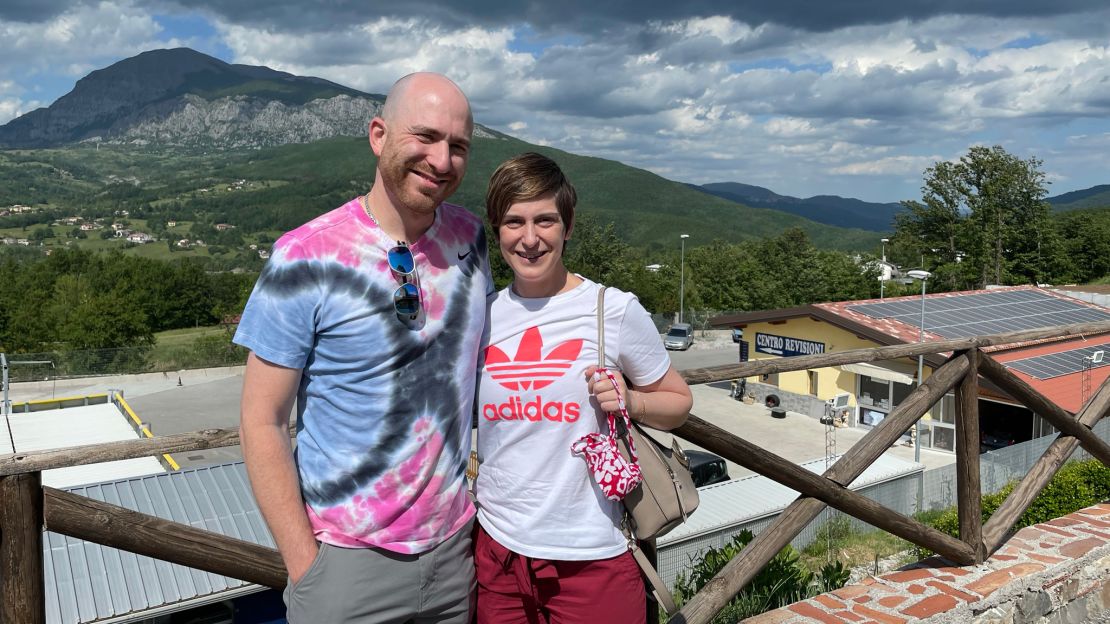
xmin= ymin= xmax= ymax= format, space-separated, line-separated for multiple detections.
xmin=370 ymin=73 xmax=473 ymax=216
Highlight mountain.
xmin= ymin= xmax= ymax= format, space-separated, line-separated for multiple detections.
xmin=1048 ymin=184 xmax=1110 ymax=211
xmin=696 ymin=181 xmax=903 ymax=232
xmin=0 ymin=48 xmax=880 ymax=251
xmin=0 ymin=48 xmax=388 ymax=149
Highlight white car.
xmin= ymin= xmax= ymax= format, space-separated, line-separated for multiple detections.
xmin=664 ymin=323 xmax=694 ymax=350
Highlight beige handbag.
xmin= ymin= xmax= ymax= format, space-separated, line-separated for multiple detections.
xmin=596 ymin=287 xmax=698 ymax=615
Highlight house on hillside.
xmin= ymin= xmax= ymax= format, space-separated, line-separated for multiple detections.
xmin=127 ymin=232 xmax=153 ymax=244
xmin=215 ymin=223 xmax=236 ymax=231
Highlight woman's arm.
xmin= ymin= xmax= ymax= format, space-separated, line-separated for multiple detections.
xmin=586 ymin=364 xmax=692 ymax=431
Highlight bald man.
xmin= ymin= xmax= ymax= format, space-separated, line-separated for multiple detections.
xmin=234 ymin=73 xmax=492 ymax=623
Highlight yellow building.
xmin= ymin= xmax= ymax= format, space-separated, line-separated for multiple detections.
xmin=711 ymin=286 xmax=1109 ymax=453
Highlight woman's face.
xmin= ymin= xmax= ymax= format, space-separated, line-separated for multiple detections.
xmin=498 ymin=193 xmax=572 ymax=297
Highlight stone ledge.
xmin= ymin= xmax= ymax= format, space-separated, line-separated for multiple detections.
xmin=744 ymin=503 xmax=1110 ymax=623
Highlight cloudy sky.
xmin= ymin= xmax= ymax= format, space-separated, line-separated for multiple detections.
xmin=2 ymin=1 xmax=1109 ymax=202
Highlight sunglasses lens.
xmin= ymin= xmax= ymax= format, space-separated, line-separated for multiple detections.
xmin=388 ymin=246 xmax=415 ymax=275
xmin=394 ymin=282 xmax=420 ymax=317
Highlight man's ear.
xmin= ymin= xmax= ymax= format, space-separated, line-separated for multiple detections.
xmin=369 ymin=117 xmax=386 ymax=156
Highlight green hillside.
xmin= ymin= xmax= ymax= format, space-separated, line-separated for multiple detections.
xmin=1049 ymin=184 xmax=1110 ymax=211
xmin=0 ymin=137 xmax=879 ymax=253
xmin=224 ymin=136 xmax=878 ymax=251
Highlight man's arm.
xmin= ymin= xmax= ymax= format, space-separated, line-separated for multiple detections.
xmin=240 ymin=352 xmax=318 ymax=584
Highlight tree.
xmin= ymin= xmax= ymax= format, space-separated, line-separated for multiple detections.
xmin=30 ymin=226 xmax=55 ymax=242
xmin=894 ymin=146 xmax=1057 ymax=290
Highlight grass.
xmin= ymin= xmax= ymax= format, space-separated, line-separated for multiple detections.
xmin=148 ymin=324 xmax=246 ymax=371
xmin=154 ymin=325 xmax=228 ymax=347
xmin=799 ymin=516 xmax=914 ymax=575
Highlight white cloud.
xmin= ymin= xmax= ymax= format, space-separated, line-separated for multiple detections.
xmin=217 ymin=17 xmax=536 ymax=103
xmin=5 ymin=5 xmax=1110 ymax=201
xmin=0 ymin=2 xmax=170 ymax=71
xmin=829 ymin=155 xmax=943 ymax=176
xmin=0 ymin=98 xmax=27 ymax=123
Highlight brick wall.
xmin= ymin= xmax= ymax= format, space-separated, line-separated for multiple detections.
xmin=746 ymin=503 xmax=1110 ymax=623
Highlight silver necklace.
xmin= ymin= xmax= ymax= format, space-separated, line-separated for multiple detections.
xmin=360 ymin=194 xmax=379 ymax=227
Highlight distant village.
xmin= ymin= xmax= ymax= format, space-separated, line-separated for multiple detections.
xmin=0 ymin=179 xmax=271 ymax=259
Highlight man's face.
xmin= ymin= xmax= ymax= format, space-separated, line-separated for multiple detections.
xmin=373 ymin=86 xmax=472 ymax=215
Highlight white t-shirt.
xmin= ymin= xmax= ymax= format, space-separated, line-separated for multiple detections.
xmin=475 ymin=277 xmax=672 ymax=560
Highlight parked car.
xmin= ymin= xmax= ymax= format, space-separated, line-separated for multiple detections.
xmin=731 ymin=328 xmax=743 ymax=343
xmin=687 ymin=450 xmax=730 ymax=487
xmin=664 ymin=323 xmax=694 ymax=350
xmin=980 ymin=433 xmax=1016 ymax=454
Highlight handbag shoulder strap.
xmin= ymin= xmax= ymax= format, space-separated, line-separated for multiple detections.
xmin=596 ymin=286 xmax=606 ymax=367
xmin=598 ymin=286 xmax=679 ymax=616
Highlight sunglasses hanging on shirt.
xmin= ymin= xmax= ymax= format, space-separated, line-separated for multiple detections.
xmin=388 ymin=242 xmax=421 ymax=321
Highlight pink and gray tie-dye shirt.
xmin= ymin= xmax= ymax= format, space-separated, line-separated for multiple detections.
xmin=234 ymin=198 xmax=492 ymax=554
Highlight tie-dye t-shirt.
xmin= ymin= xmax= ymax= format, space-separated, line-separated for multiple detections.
xmin=234 ymin=198 xmax=492 ymax=554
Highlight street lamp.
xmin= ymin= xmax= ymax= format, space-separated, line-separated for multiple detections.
xmin=906 ymin=270 xmax=931 ymax=460
xmin=907 ymin=269 xmax=931 ymax=512
xmin=880 ymin=238 xmax=890 ymax=299
xmin=679 ymin=234 xmax=690 ymax=324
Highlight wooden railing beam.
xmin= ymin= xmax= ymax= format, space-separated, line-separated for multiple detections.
xmin=982 ymin=376 xmax=1110 ymax=552
xmin=954 ymin=349 xmax=984 ymax=562
xmin=43 ymin=486 xmax=287 ymax=589
xmin=680 ymin=415 xmax=976 ymax=563
xmin=978 ymin=354 xmax=1110 ymax=466
xmin=681 ymin=320 xmax=1110 ymax=386
xmin=0 ymin=425 xmax=295 ymax=477
xmin=0 ymin=472 xmax=45 ymax=624
xmin=671 ymin=353 xmax=971 ymax=624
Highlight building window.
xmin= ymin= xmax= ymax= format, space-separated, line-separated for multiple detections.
xmin=934 ymin=426 xmax=956 ymax=452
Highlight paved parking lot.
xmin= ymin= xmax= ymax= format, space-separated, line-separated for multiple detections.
xmin=9 ymin=343 xmax=956 ymax=474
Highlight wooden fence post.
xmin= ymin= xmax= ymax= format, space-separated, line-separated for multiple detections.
xmin=0 ymin=472 xmax=45 ymax=624
xmin=954 ymin=348 xmax=984 ymax=562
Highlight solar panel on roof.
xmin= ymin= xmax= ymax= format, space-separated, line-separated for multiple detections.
xmin=1006 ymin=343 xmax=1110 ymax=380
xmin=846 ymin=290 xmax=1110 ymax=339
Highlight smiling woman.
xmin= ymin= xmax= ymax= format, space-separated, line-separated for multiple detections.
xmin=474 ymin=152 xmax=694 ymax=623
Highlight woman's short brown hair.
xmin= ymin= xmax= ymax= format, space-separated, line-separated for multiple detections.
xmin=485 ymin=152 xmax=577 ymax=239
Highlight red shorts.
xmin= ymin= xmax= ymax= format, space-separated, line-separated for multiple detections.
xmin=474 ymin=524 xmax=646 ymax=624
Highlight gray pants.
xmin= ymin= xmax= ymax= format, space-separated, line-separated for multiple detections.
xmin=283 ymin=520 xmax=475 ymax=623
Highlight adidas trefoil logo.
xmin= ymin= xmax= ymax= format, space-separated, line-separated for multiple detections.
xmin=484 ymin=326 xmax=583 ymax=390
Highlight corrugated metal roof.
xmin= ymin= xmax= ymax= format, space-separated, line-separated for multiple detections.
xmin=658 ymin=453 xmax=923 ymax=547
xmin=9 ymin=403 xmax=164 ymax=488
xmin=44 ymin=462 xmax=275 ymax=624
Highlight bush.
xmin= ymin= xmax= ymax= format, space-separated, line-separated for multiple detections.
xmin=672 ymin=530 xmax=849 ymax=623
xmin=929 ymin=459 xmax=1109 ymax=540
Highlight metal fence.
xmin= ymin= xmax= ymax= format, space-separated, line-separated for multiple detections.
xmin=650 ymin=310 xmax=745 ymax=333
xmin=3 ymin=341 xmax=248 ymax=382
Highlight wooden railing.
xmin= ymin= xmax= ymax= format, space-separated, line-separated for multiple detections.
xmin=1 ymin=321 xmax=1109 ymax=624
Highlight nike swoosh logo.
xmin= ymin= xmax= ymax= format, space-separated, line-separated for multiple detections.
xmin=458 ymin=250 xmax=472 ymax=260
